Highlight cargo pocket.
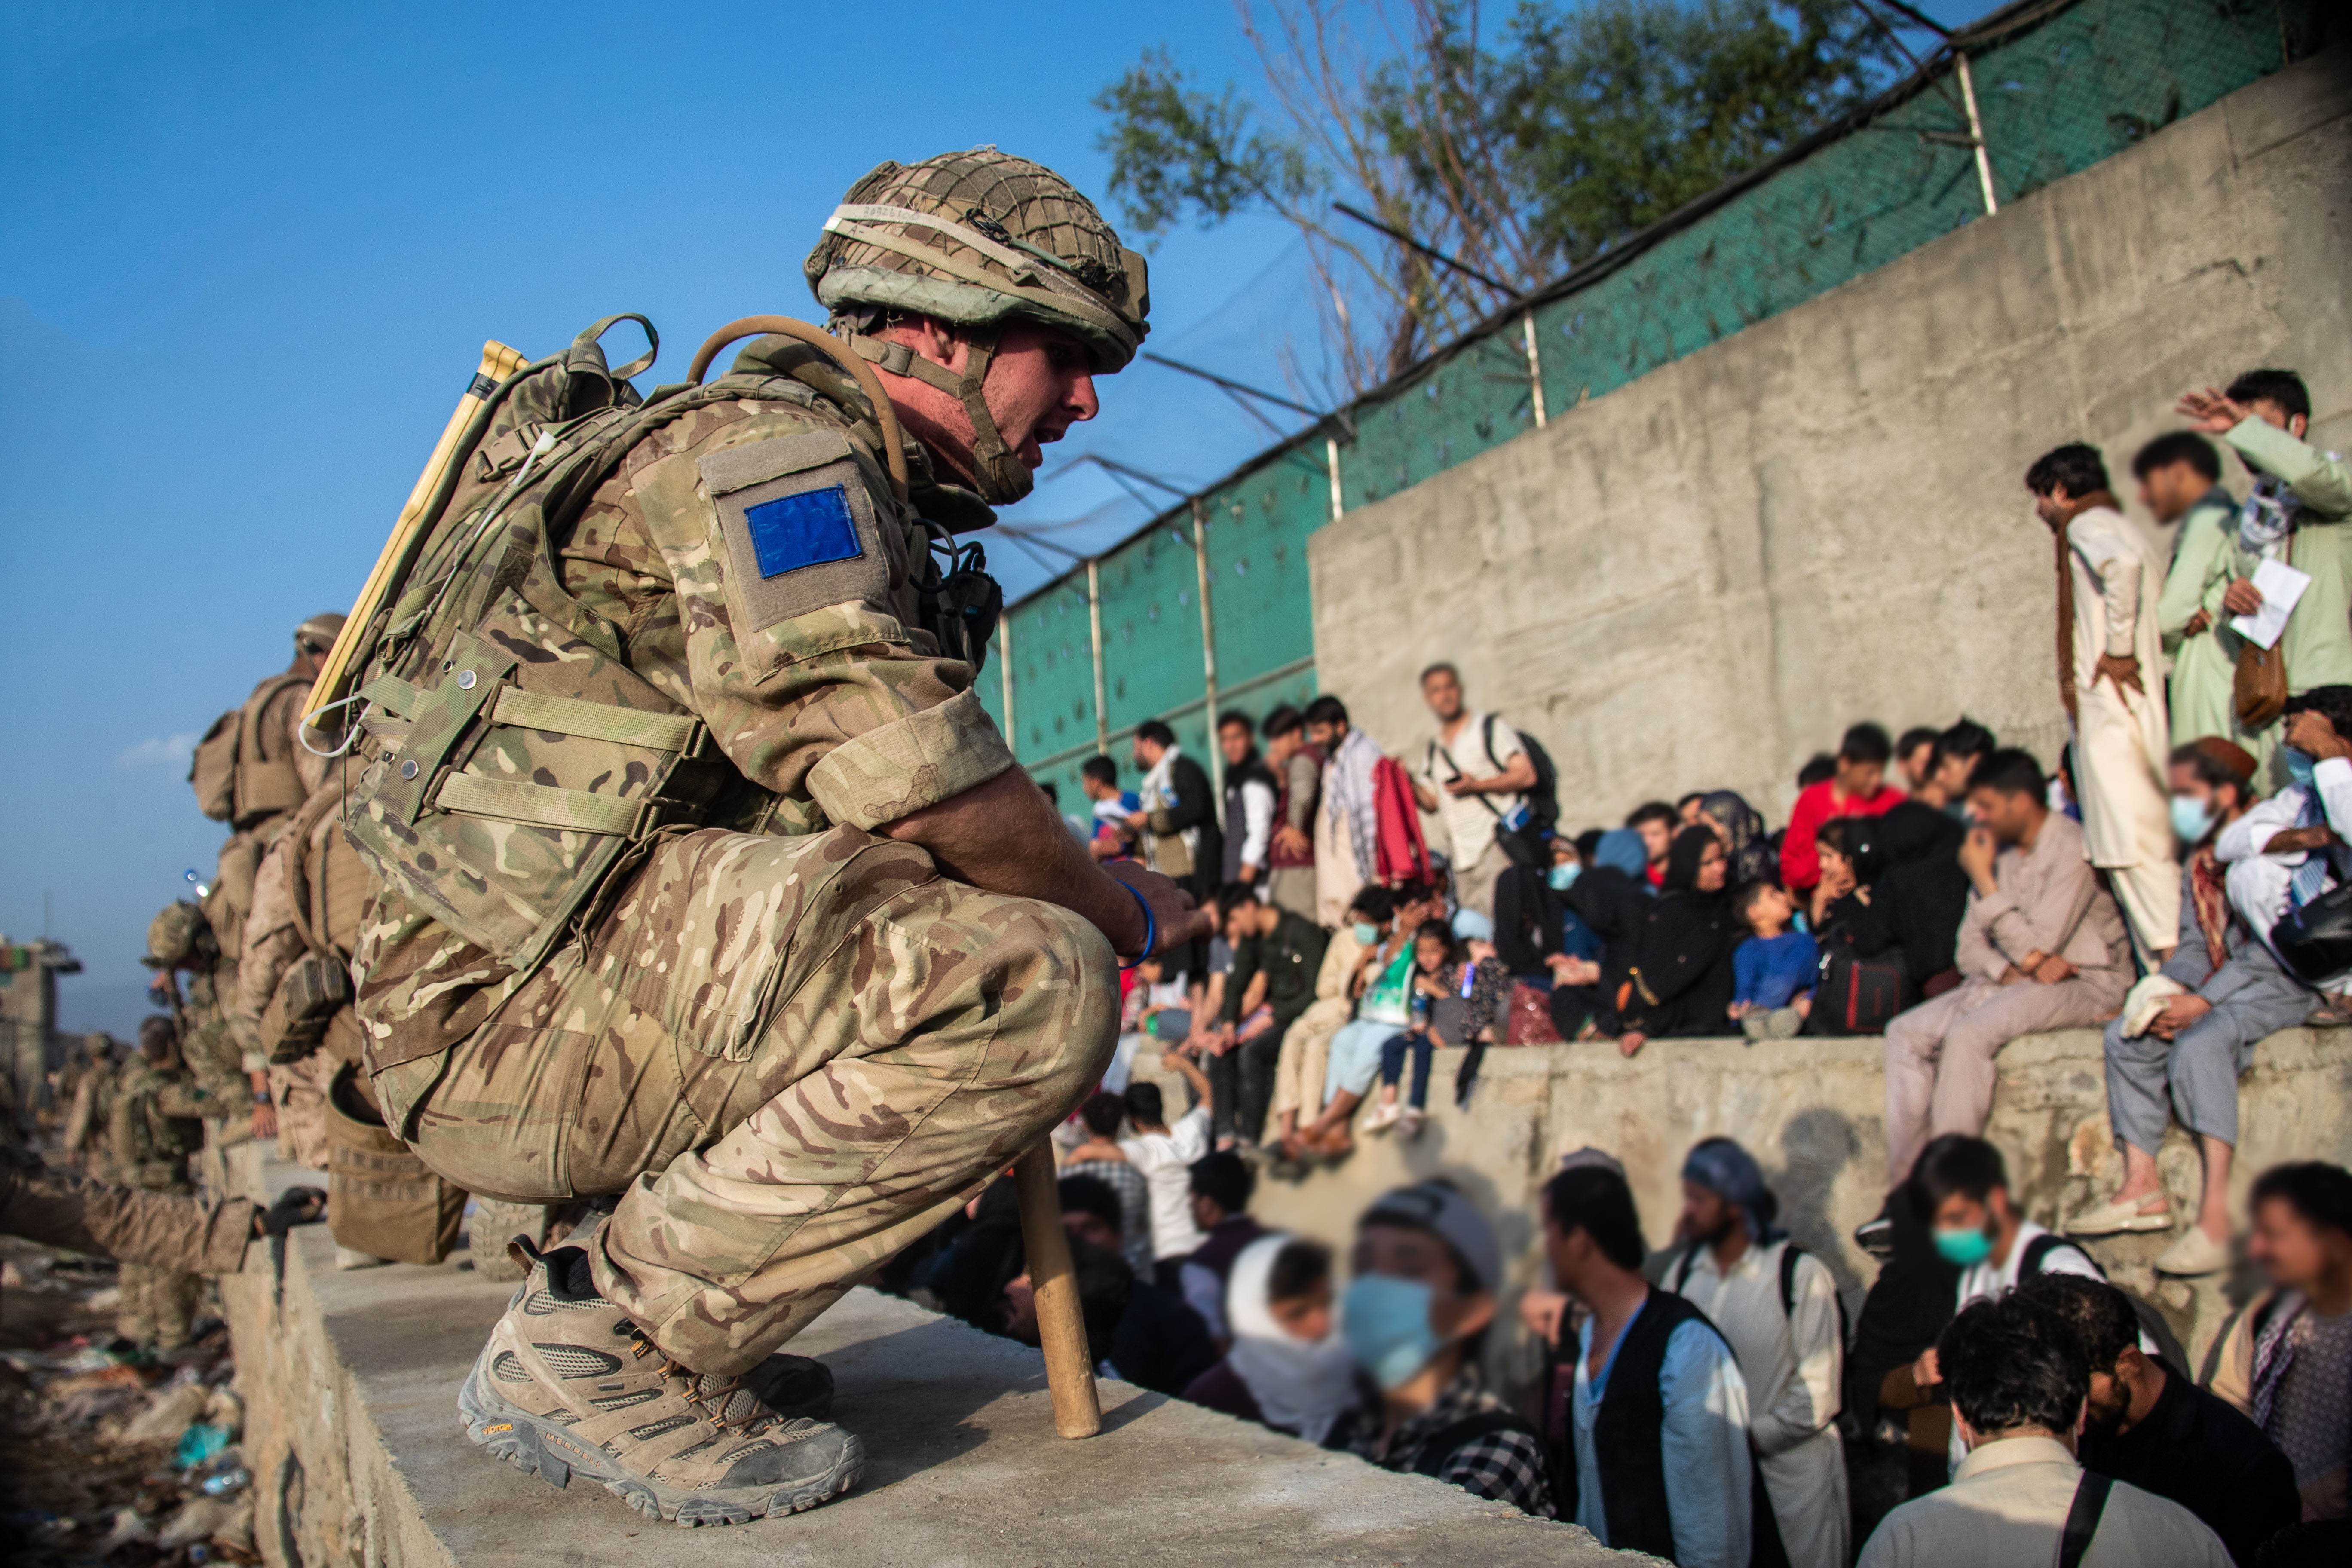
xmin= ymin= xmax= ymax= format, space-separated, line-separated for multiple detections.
xmin=324 ymin=1063 xmax=467 ymax=1266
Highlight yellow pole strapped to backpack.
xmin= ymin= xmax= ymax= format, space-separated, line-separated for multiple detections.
xmin=302 ymin=338 xmax=532 ymax=735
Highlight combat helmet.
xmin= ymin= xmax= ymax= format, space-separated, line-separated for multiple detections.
xmin=804 ymin=148 xmax=1149 ymax=504
xmin=143 ymin=901 xmax=215 ymax=971
xmin=296 ymin=610 xmax=347 ymax=656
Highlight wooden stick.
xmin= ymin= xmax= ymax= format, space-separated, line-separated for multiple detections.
xmin=1011 ymin=1142 xmax=1102 ymax=1438
xmin=301 ymin=338 xmax=530 ymax=732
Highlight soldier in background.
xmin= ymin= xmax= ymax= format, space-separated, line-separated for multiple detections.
xmin=58 ymin=1033 xmax=126 ymax=1172
xmin=143 ymin=903 xmax=255 ymax=1139
xmin=190 ymin=611 xmax=348 ymax=1140
xmin=109 ymin=1017 xmax=226 ymax=1355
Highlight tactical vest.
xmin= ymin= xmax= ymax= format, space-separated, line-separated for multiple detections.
xmin=110 ymin=1064 xmax=204 ymax=1188
xmin=341 ymin=316 xmax=996 ymax=979
xmin=190 ymin=672 xmax=310 ymax=828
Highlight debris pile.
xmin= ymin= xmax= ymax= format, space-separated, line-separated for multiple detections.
xmin=1 ymin=1239 xmax=254 ymax=1567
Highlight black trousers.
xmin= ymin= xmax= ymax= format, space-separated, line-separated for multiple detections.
xmin=1205 ymin=1027 xmax=1284 ymax=1145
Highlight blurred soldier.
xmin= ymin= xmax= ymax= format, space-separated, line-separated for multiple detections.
xmin=337 ymin=150 xmax=1202 ymax=1525
xmin=0 ymin=1153 xmax=323 ymax=1281
xmin=189 ymin=611 xmax=347 ymax=1138
xmin=144 ymin=903 xmax=255 ymax=1136
xmin=235 ymin=768 xmax=371 ymax=1170
xmin=59 ymin=1033 xmax=127 ymax=1173
xmin=110 ymin=1017 xmax=229 ymax=1354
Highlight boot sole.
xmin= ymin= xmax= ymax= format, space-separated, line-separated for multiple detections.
xmin=458 ymin=1356 xmax=865 ymax=1527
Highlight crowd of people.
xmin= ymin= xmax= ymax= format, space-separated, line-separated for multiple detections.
xmin=17 ymin=364 xmax=2350 ymax=1562
xmin=997 ymin=367 xmax=2352 ymax=1561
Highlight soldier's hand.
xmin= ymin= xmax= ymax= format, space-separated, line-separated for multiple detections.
xmin=1100 ymin=861 xmax=1215 ymax=960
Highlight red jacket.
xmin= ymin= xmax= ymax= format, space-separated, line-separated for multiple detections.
xmin=1780 ymin=780 xmax=1905 ymax=892
xmin=1372 ymin=756 xmax=1433 ymax=886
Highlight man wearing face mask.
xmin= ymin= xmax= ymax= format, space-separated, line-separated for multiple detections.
xmin=1540 ymin=1161 xmax=1753 ymax=1565
xmin=2077 ymin=738 xmax=2313 ymax=1277
xmin=1326 ymin=1179 xmax=1553 ymax=1518
xmin=1901 ymin=1135 xmax=2110 ymax=1480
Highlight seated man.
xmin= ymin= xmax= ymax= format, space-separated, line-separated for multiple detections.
xmin=1881 ymin=750 xmax=2130 ymax=1189
xmin=2214 ymin=687 xmax=2352 ymax=982
xmin=1859 ymin=1292 xmax=2230 ymax=1566
xmin=2023 ymin=1273 xmax=2300 ymax=1567
xmin=1204 ymin=883 xmax=1329 ymax=1149
xmin=2076 ymin=739 xmax=2312 ymax=1277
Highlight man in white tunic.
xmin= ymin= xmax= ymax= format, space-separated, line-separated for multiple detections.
xmin=2029 ymin=443 xmax=2178 ymax=965
xmin=1668 ymin=1138 xmax=1849 ymax=1568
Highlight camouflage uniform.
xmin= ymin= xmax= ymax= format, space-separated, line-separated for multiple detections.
xmin=144 ymin=903 xmax=255 ymax=1125
xmin=346 ymin=152 xmax=1144 ymax=1381
xmin=0 ymin=1154 xmax=255 ymax=1275
xmin=108 ymin=1041 xmax=223 ymax=1349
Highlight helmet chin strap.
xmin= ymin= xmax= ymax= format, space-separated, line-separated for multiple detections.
xmin=843 ymin=322 xmax=1032 ymax=505
xmin=946 ymin=327 xmax=1032 ymax=505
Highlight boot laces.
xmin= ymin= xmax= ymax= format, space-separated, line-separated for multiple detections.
xmin=620 ymin=1323 xmax=781 ymax=1435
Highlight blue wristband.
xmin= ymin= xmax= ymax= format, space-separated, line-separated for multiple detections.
xmin=1117 ymin=881 xmax=1157 ymax=971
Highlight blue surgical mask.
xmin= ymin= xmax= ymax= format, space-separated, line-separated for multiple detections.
xmin=2285 ymin=747 xmax=2316 ymax=786
xmin=1351 ymin=922 xmax=1380 ymax=947
xmin=2170 ymin=795 xmax=2215 ymax=845
xmin=1341 ymin=1275 xmax=1442 ymax=1390
xmin=1932 ymin=1226 xmax=1995 ymax=1268
xmin=1547 ymin=863 xmax=1581 ymax=892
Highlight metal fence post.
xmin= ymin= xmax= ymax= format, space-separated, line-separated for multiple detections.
xmin=1955 ymin=50 xmax=2000 ymax=216
xmin=1191 ymin=497 xmax=1223 ymax=813
xmin=1522 ymin=313 xmax=1548 ymax=429
xmin=1086 ymin=558 xmax=1108 ymax=757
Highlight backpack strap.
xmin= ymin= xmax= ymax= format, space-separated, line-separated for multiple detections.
xmin=1671 ymin=1242 xmax=1703 ymax=1295
xmin=1780 ymin=1242 xmax=1802 ymax=1319
xmin=2020 ymin=1232 xmax=2104 ymax=1282
xmin=2057 ymin=1472 xmax=2113 ymax=1568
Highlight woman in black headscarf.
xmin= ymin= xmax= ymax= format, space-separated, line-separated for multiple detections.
xmin=1698 ymin=790 xmax=1775 ymax=887
xmin=1611 ymin=825 xmax=1739 ymax=1056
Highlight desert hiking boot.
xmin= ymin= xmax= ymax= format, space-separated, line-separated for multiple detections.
xmin=459 ymin=1229 xmax=863 ymax=1526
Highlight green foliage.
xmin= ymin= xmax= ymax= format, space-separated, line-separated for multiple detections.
xmin=1482 ymin=0 xmax=1892 ymax=266
xmin=1093 ymin=45 xmax=1324 ymax=241
xmin=1096 ymin=0 xmax=1899 ymax=274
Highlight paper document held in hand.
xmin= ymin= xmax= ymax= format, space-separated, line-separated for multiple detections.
xmin=2231 ymin=557 xmax=2312 ymax=652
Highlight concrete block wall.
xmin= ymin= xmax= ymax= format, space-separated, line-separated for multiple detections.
xmin=1131 ymin=1023 xmax=2352 ymax=1393
xmin=1308 ymin=47 xmax=2352 ymax=836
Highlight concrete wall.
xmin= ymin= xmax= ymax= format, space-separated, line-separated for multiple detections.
xmin=1133 ymin=1023 xmax=2352 ymax=1393
xmin=1308 ymin=48 xmax=2352 ymax=833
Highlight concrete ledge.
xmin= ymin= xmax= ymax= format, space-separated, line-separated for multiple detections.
xmin=221 ymin=1175 xmax=1623 ymax=1568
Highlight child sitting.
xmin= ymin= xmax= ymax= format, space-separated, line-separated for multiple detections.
xmin=1729 ymin=881 xmax=1819 ymax=1042
xmin=1363 ymin=921 xmax=1458 ymax=1138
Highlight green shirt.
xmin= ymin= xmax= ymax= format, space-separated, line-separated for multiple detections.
xmin=2223 ymin=417 xmax=2352 ymax=695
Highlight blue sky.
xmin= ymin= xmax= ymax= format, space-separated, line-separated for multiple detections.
xmin=1 ymin=0 xmax=1983 ymax=1032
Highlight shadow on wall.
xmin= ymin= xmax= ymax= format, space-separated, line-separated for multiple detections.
xmin=1772 ymin=1106 xmax=1866 ymax=1298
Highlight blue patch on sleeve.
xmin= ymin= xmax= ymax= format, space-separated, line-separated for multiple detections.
xmin=744 ymin=485 xmax=861 ymax=579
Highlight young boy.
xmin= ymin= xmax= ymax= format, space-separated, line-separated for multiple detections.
xmin=1729 ymin=882 xmax=1818 ymax=1042
xmin=1080 ymin=755 xmax=1141 ymax=862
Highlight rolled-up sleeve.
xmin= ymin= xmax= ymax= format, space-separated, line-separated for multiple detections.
xmin=806 ymin=688 xmax=1014 ymax=828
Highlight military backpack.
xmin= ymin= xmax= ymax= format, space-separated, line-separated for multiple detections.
xmin=338 ymin=315 xmax=999 ymax=979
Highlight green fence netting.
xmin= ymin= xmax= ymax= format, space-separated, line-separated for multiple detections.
xmin=984 ymin=0 xmax=2330 ymax=812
